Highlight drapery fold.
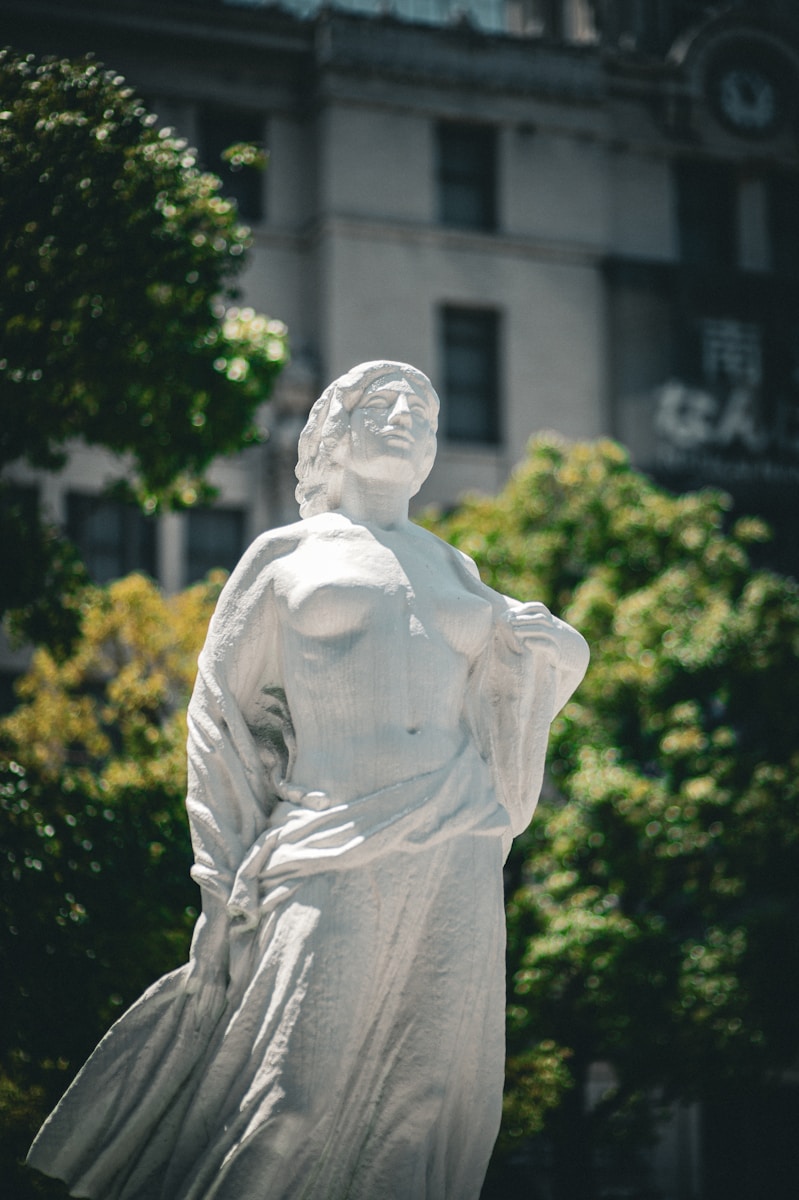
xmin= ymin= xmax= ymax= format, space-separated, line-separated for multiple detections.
xmin=27 ymin=744 xmax=510 ymax=1200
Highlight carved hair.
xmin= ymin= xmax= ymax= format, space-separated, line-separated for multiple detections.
xmin=295 ymin=360 xmax=440 ymax=518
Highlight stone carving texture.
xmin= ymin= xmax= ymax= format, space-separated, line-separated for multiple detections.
xmin=28 ymin=362 xmax=589 ymax=1199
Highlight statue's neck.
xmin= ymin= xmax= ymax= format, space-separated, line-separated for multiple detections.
xmin=336 ymin=475 xmax=411 ymax=530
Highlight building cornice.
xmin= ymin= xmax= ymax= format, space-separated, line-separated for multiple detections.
xmin=0 ymin=0 xmax=313 ymax=56
xmin=313 ymin=11 xmax=602 ymax=101
xmin=3 ymin=1 xmax=796 ymax=160
xmin=255 ymin=212 xmax=606 ymax=269
xmin=0 ymin=0 xmax=602 ymax=104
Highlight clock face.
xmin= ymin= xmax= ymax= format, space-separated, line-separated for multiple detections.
xmin=714 ymin=63 xmax=782 ymax=137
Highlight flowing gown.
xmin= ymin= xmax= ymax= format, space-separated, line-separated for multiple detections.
xmin=27 ymin=525 xmax=588 ymax=1200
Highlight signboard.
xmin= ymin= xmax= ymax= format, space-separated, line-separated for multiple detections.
xmin=654 ymin=316 xmax=799 ymax=486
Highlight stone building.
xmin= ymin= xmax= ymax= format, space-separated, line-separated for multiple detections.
xmin=4 ymin=0 xmax=798 ymax=593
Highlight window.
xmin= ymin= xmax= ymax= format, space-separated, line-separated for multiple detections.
xmin=704 ymin=1083 xmax=799 ymax=1200
xmin=66 ymin=494 xmax=158 ymax=584
xmin=0 ymin=669 xmax=24 ymax=715
xmin=0 ymin=483 xmax=39 ymax=611
xmin=186 ymin=508 xmax=245 ymax=584
xmin=440 ymin=307 xmax=501 ymax=444
xmin=197 ymin=108 xmax=265 ymax=221
xmin=6 ymin=480 xmax=37 ymax=514
xmin=3 ymin=482 xmax=38 ymax=537
xmin=436 ymin=123 xmax=496 ymax=231
xmin=675 ymin=160 xmax=736 ymax=270
xmin=768 ymin=172 xmax=799 ymax=279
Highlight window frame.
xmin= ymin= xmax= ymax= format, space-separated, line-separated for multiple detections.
xmin=674 ymin=159 xmax=737 ymax=271
xmin=767 ymin=170 xmax=799 ymax=281
xmin=439 ymin=305 xmax=502 ymax=446
xmin=196 ymin=106 xmax=266 ymax=223
xmin=66 ymin=492 xmax=158 ymax=585
xmin=185 ymin=506 xmax=246 ymax=585
xmin=436 ymin=121 xmax=497 ymax=233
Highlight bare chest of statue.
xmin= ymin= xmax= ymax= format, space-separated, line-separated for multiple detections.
xmin=268 ymin=520 xmax=494 ymax=792
xmin=272 ymin=521 xmax=493 ymax=664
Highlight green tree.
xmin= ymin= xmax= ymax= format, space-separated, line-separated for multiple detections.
xmin=0 ymin=572 xmax=221 ymax=1195
xmin=0 ymin=50 xmax=287 ymax=647
xmin=426 ymin=437 xmax=799 ymax=1199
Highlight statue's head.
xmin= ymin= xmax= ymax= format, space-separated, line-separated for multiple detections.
xmin=295 ymin=361 xmax=440 ymax=518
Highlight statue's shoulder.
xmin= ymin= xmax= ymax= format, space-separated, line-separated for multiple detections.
xmin=211 ymin=522 xmax=309 ymax=614
xmin=411 ymin=523 xmax=482 ymax=581
xmin=251 ymin=513 xmax=359 ymax=564
xmin=450 ymin=544 xmax=482 ymax=581
xmin=245 ymin=519 xmax=309 ymax=568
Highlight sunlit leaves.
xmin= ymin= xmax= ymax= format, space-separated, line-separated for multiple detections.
xmin=425 ymin=434 xmax=799 ymax=1152
xmin=0 ymin=573 xmax=225 ymax=1192
xmin=0 ymin=573 xmax=222 ymax=1095
xmin=0 ymin=50 xmax=288 ymax=644
xmin=500 ymin=1041 xmax=575 ymax=1148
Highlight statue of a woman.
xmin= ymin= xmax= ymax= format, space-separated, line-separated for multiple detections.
xmin=28 ymin=361 xmax=588 ymax=1200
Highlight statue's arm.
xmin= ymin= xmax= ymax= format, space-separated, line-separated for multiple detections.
xmin=452 ymin=543 xmax=589 ymax=715
xmin=502 ymin=599 xmax=589 ymax=716
xmin=184 ymin=527 xmax=299 ymax=1000
xmin=452 ymin=544 xmax=589 ymax=842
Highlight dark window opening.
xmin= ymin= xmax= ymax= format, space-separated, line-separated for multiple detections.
xmin=768 ymin=172 xmax=799 ymax=280
xmin=440 ymin=307 xmax=501 ymax=444
xmin=675 ymin=160 xmax=737 ymax=270
xmin=5 ymin=482 xmax=39 ymax=530
xmin=66 ymin=494 xmax=157 ymax=585
xmin=1 ymin=482 xmax=40 ymax=606
xmin=436 ymin=123 xmax=496 ymax=232
xmin=197 ymin=108 xmax=265 ymax=222
xmin=704 ymin=1084 xmax=799 ymax=1200
xmin=186 ymin=508 xmax=245 ymax=584
xmin=0 ymin=669 xmax=22 ymax=715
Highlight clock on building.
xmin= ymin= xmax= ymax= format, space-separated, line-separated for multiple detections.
xmin=708 ymin=49 xmax=788 ymax=139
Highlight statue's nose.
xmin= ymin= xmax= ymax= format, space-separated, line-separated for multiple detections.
xmin=388 ymin=394 xmax=412 ymax=423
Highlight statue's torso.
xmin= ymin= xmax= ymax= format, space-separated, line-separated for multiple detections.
xmin=268 ymin=515 xmax=494 ymax=800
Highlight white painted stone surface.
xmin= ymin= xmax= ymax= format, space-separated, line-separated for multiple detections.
xmin=28 ymin=363 xmax=588 ymax=1200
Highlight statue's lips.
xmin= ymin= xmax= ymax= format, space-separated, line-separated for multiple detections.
xmin=381 ymin=430 xmax=415 ymax=447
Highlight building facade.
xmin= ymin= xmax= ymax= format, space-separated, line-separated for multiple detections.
xmin=3 ymin=2 xmax=799 ymax=1195
xmin=6 ymin=0 xmax=796 ymax=595
xmin=3 ymin=0 xmax=799 ymax=589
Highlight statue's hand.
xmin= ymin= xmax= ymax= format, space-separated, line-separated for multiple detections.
xmin=189 ymin=972 xmax=228 ymax=1029
xmin=185 ymin=909 xmax=229 ymax=1027
xmin=505 ymin=602 xmax=562 ymax=666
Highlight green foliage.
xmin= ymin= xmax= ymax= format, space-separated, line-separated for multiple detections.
xmin=499 ymin=1039 xmax=574 ymax=1147
xmin=0 ymin=49 xmax=286 ymax=490
xmin=5 ymin=437 xmax=797 ymax=1192
xmin=425 ymin=436 xmax=799 ymax=1183
xmin=0 ymin=49 xmax=287 ymax=643
xmin=0 ymin=573 xmax=220 ymax=1193
xmin=0 ymin=489 xmax=89 ymax=655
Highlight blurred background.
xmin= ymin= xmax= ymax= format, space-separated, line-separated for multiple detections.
xmin=4 ymin=0 xmax=799 ymax=597
xmin=2 ymin=2 xmax=798 ymax=1198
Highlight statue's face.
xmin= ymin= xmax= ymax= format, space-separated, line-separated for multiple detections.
xmin=343 ymin=371 xmax=437 ymax=488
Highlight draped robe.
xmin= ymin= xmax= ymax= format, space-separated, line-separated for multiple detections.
xmin=27 ymin=525 xmax=588 ymax=1200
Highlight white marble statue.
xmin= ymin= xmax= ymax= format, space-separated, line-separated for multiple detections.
xmin=28 ymin=361 xmax=588 ymax=1200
